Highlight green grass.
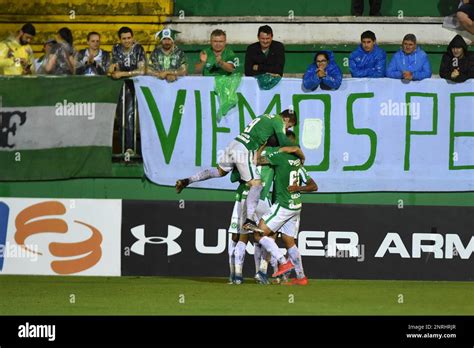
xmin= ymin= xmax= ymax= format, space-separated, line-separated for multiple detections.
xmin=0 ymin=275 xmax=473 ymax=316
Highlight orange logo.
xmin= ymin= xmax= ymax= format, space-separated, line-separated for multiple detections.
xmin=14 ymin=201 xmax=103 ymax=274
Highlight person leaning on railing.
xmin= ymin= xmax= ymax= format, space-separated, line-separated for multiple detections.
xmin=303 ymin=50 xmax=342 ymax=91
xmin=147 ymin=28 xmax=187 ymax=83
xmin=386 ymin=34 xmax=432 ymax=82
xmin=0 ymin=23 xmax=36 ymax=75
xmin=108 ymin=26 xmax=146 ymax=156
xmin=439 ymin=34 xmax=474 ymax=83
xmin=194 ymin=29 xmax=237 ymax=76
xmin=244 ymin=25 xmax=285 ymax=77
xmin=108 ymin=26 xmax=145 ymax=79
xmin=349 ymin=30 xmax=386 ymax=78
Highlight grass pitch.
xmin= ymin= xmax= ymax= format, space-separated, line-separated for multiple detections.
xmin=0 ymin=275 xmax=473 ymax=315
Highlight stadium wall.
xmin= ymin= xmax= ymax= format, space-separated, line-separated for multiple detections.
xmin=173 ymin=0 xmax=460 ymax=17
xmin=1 ymin=197 xmax=473 ymax=280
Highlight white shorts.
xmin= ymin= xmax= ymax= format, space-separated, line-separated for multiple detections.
xmin=262 ymin=203 xmax=301 ymax=238
xmin=228 ymin=198 xmax=246 ymax=234
xmin=255 ymin=198 xmax=272 ymax=221
xmin=218 ymin=140 xmax=260 ymax=182
xmin=228 ymin=198 xmax=271 ymax=235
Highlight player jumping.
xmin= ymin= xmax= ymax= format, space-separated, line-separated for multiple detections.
xmin=175 ymin=110 xmax=303 ymax=232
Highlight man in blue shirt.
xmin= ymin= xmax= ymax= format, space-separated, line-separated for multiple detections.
xmin=386 ymin=34 xmax=432 ymax=81
xmin=349 ymin=30 xmax=386 ymax=78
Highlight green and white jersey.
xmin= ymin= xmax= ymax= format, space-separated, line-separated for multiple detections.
xmin=231 ymin=167 xmax=272 ymax=201
xmin=202 ymin=47 xmax=238 ymax=76
xmin=235 ymin=114 xmax=294 ymax=151
xmin=259 ymin=165 xmax=274 ymax=202
xmin=262 ymin=147 xmax=311 ymax=210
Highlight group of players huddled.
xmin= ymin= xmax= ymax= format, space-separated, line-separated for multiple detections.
xmin=176 ymin=110 xmax=317 ymax=286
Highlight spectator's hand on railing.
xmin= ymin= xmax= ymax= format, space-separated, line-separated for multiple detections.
xmin=403 ymin=71 xmax=413 ymax=81
xmin=200 ymin=50 xmax=207 ymax=63
xmin=166 ymin=74 xmax=177 ymax=83
xmin=111 ymin=71 xmax=128 ymax=79
xmin=156 ymin=71 xmax=168 ymax=79
xmin=451 ymin=69 xmax=460 ymax=79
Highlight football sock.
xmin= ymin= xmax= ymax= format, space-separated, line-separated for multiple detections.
xmin=270 ymin=255 xmax=278 ymax=275
xmin=254 ymin=243 xmax=262 ymax=273
xmin=234 ymin=241 xmax=247 ymax=276
xmin=288 ymin=245 xmax=305 ymax=279
xmin=246 ymin=185 xmax=263 ymax=221
xmin=228 ymin=238 xmax=237 ymax=277
xmin=259 ymin=236 xmax=285 ymax=264
xmin=188 ymin=168 xmax=221 ymax=184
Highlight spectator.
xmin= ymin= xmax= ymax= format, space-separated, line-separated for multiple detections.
xmin=76 ymin=32 xmax=110 ymax=75
xmin=108 ymin=26 xmax=146 ymax=79
xmin=147 ymin=28 xmax=187 ymax=82
xmin=0 ymin=23 xmax=36 ymax=75
xmin=34 ymin=38 xmax=56 ymax=73
xmin=457 ymin=0 xmax=474 ymax=34
xmin=352 ymin=0 xmax=382 ymax=16
xmin=195 ymin=29 xmax=236 ymax=76
xmin=349 ymin=30 xmax=386 ymax=77
xmin=386 ymin=34 xmax=432 ymax=81
xmin=43 ymin=27 xmax=75 ymax=75
xmin=245 ymin=25 xmax=285 ymax=76
xmin=439 ymin=34 xmax=474 ymax=82
xmin=108 ymin=27 xmax=145 ymax=156
xmin=303 ymin=51 xmax=342 ymax=90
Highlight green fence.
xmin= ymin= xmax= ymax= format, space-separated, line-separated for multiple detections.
xmin=174 ymin=0 xmax=459 ymax=17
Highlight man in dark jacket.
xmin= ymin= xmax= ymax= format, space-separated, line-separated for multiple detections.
xmin=245 ymin=25 xmax=285 ymax=76
xmin=439 ymin=35 xmax=474 ymax=83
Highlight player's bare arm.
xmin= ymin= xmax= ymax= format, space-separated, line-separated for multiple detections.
xmin=278 ymin=146 xmax=306 ymax=163
xmin=288 ymin=178 xmax=318 ymax=193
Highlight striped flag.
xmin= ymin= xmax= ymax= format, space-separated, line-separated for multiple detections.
xmin=0 ymin=76 xmax=123 ymax=180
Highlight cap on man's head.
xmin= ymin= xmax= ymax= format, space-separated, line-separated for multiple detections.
xmin=155 ymin=28 xmax=180 ymax=42
xmin=403 ymin=34 xmax=417 ymax=43
xmin=21 ymin=23 xmax=36 ymax=36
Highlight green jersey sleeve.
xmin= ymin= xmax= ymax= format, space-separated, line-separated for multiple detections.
xmin=265 ymin=148 xmax=287 ymax=166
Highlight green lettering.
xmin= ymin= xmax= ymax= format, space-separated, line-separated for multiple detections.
xmin=194 ymin=90 xmax=202 ymax=166
xmin=449 ymin=92 xmax=474 ymax=170
xmin=237 ymin=93 xmax=281 ymax=133
xmin=293 ymin=94 xmax=331 ymax=171
xmin=140 ymin=87 xmax=186 ymax=164
xmin=404 ymin=93 xmax=438 ymax=171
xmin=343 ymin=93 xmax=377 ymax=171
xmin=211 ymin=91 xmax=230 ymax=166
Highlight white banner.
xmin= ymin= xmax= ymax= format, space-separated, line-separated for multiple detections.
xmin=0 ymin=198 xmax=121 ymax=276
xmin=134 ymin=76 xmax=474 ymax=192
